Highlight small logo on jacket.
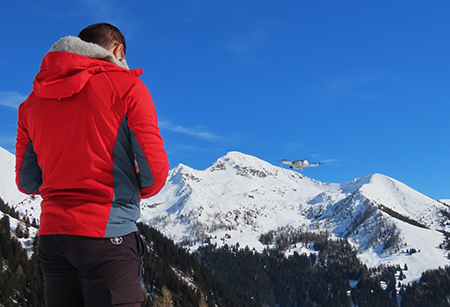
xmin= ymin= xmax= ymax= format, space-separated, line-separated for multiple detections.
xmin=110 ymin=237 xmax=123 ymax=245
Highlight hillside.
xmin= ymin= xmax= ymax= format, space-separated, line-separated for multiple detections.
xmin=0 ymin=146 xmax=41 ymax=224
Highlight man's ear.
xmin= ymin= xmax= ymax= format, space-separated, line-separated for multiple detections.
xmin=112 ymin=44 xmax=125 ymax=60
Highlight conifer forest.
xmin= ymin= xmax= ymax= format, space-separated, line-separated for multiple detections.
xmin=2 ymin=204 xmax=450 ymax=306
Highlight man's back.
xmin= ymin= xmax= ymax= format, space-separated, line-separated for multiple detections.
xmin=16 ymin=37 xmax=169 ymax=238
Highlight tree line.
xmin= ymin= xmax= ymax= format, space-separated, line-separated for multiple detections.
xmin=3 ymin=208 xmax=450 ymax=306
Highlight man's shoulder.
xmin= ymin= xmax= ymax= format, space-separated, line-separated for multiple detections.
xmin=101 ymin=68 xmax=149 ymax=95
xmin=102 ymin=68 xmax=143 ymax=84
xmin=104 ymin=67 xmax=142 ymax=77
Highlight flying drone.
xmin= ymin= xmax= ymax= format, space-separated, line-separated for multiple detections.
xmin=281 ymin=159 xmax=324 ymax=171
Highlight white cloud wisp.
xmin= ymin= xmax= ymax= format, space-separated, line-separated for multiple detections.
xmin=159 ymin=120 xmax=223 ymax=142
xmin=0 ymin=91 xmax=27 ymax=109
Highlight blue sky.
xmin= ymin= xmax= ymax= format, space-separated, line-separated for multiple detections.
xmin=1 ymin=1 xmax=449 ymax=200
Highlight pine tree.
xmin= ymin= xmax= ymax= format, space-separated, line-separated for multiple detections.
xmin=155 ymin=286 xmax=174 ymax=307
xmin=198 ymin=297 xmax=208 ymax=307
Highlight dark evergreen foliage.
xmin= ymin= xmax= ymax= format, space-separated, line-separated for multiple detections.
xmin=198 ymin=231 xmax=403 ymax=307
xmin=137 ymin=222 xmax=260 ymax=307
xmin=401 ymin=266 xmax=450 ymax=307
xmin=0 ymin=197 xmax=38 ymax=228
xmin=0 ymin=215 xmax=44 ymax=307
xmin=439 ymin=229 xmax=450 ymax=251
xmin=377 ymin=204 xmax=427 ymax=229
xmin=3 ymin=204 xmax=450 ymax=306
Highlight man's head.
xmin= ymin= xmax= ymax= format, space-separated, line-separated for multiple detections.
xmin=78 ymin=23 xmax=126 ymax=61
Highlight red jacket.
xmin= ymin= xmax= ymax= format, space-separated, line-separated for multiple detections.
xmin=16 ymin=47 xmax=169 ymax=238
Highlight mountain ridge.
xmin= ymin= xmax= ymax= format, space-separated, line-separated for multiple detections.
xmin=139 ymin=151 xmax=450 ymax=284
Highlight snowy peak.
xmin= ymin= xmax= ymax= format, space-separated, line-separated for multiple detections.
xmin=320 ymin=172 xmax=449 ymax=245
xmin=207 ymin=151 xmax=283 ymax=180
xmin=209 ymin=151 xmax=271 ymax=170
xmin=356 ymin=173 xmax=449 ymax=231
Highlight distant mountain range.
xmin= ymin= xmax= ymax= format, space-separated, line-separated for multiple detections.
xmin=1 ymin=147 xmax=449 ymax=284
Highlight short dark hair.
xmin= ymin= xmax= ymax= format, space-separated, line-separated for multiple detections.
xmin=78 ymin=23 xmax=127 ymax=54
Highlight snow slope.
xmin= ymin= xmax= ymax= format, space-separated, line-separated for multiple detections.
xmin=0 ymin=147 xmax=41 ymax=221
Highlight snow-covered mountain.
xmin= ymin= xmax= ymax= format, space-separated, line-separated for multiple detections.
xmin=1 ymin=147 xmax=449 ymax=284
xmin=139 ymin=151 xmax=450 ymax=284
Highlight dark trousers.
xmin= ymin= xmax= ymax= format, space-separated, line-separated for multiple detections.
xmin=38 ymin=232 xmax=145 ymax=307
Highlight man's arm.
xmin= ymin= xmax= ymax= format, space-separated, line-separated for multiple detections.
xmin=126 ymin=80 xmax=169 ymax=199
xmin=15 ymin=104 xmax=43 ymax=195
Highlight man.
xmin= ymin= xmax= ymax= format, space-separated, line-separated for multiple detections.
xmin=15 ymin=23 xmax=169 ymax=306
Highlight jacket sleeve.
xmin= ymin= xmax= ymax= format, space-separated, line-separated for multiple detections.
xmin=126 ymin=79 xmax=169 ymax=199
xmin=15 ymin=104 xmax=43 ymax=195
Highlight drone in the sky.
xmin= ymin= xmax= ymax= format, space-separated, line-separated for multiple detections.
xmin=281 ymin=159 xmax=324 ymax=171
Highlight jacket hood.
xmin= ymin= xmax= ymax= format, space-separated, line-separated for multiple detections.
xmin=33 ymin=36 xmax=142 ymax=99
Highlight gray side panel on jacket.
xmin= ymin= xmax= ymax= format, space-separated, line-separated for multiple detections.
xmin=129 ymin=129 xmax=154 ymax=188
xmin=105 ymin=116 xmax=141 ymax=238
xmin=19 ymin=140 xmax=43 ymax=194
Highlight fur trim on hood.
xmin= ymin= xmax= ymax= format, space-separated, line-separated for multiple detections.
xmin=49 ymin=36 xmax=129 ymax=70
